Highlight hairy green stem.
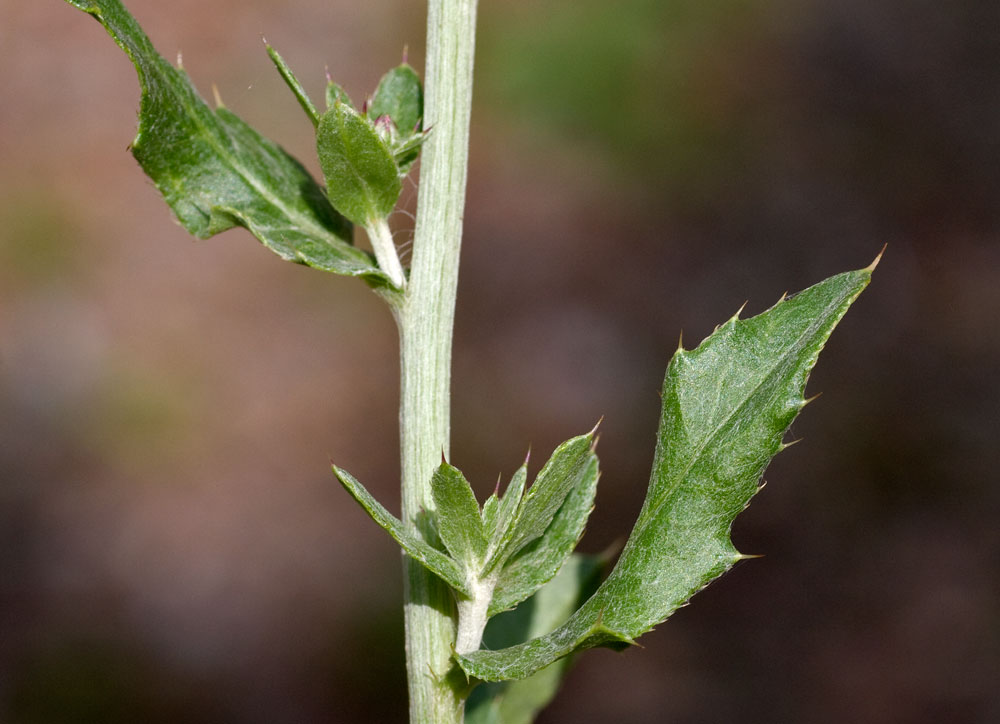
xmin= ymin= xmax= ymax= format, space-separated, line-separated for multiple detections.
xmin=397 ymin=0 xmax=479 ymax=722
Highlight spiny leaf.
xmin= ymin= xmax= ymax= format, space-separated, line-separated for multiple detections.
xmin=333 ymin=466 xmax=471 ymax=597
xmin=483 ymin=433 xmax=596 ymax=575
xmin=317 ymin=103 xmax=403 ymax=226
xmin=489 ymin=454 xmax=599 ymax=616
xmin=490 ymin=465 xmax=527 ymax=552
xmin=465 ymin=555 xmax=605 ymax=724
xmin=432 ymin=462 xmax=489 ymax=569
xmin=457 ymin=264 xmax=874 ymax=682
xmin=63 ymin=0 xmax=392 ymax=288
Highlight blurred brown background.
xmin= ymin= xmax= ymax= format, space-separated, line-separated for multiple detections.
xmin=2 ymin=1 xmax=998 ymax=722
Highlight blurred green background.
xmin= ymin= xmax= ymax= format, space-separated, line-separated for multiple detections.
xmin=2 ymin=1 xmax=998 ymax=722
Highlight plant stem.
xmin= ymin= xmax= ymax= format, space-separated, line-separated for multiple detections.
xmin=367 ymin=217 xmax=406 ymax=289
xmin=397 ymin=0 xmax=479 ymax=722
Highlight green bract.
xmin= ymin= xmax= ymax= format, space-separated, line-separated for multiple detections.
xmin=63 ymin=0 xmax=398 ymax=287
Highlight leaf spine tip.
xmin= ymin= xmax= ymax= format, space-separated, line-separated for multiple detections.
xmin=676 ymin=330 xmax=685 ymax=352
xmin=866 ymin=243 xmax=887 ymax=272
xmin=524 ymin=446 xmax=531 ymax=466
xmin=802 ymin=392 xmax=823 ymax=407
xmin=732 ymin=300 xmax=748 ymax=320
xmin=780 ymin=437 xmax=803 ymax=451
xmin=589 ymin=416 xmax=604 ymax=437
xmin=734 ymin=552 xmax=765 ymax=561
xmin=211 ymin=83 xmax=224 ymax=109
xmin=402 ymin=44 xmax=409 ymax=64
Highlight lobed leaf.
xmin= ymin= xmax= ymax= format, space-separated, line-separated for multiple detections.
xmin=432 ymin=463 xmax=489 ymax=569
xmin=333 ymin=466 xmax=471 ymax=597
xmin=63 ymin=0 xmax=392 ymax=287
xmin=317 ymin=103 xmax=403 ymax=226
xmin=457 ymin=264 xmax=874 ymax=681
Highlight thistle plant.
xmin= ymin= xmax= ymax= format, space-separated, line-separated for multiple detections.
xmin=63 ymin=1 xmax=876 ymax=722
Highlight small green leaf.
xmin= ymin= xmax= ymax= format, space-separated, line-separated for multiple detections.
xmin=491 ymin=465 xmax=527 ymax=550
xmin=326 ymin=79 xmax=354 ymax=110
xmin=369 ymin=64 xmax=423 ymax=136
xmin=481 ymin=489 xmax=501 ymax=539
xmin=333 ymin=466 xmax=471 ymax=597
xmin=63 ymin=0 xmax=392 ymax=287
xmin=432 ymin=463 xmax=489 ymax=568
xmin=457 ymin=264 xmax=874 ymax=681
xmin=489 ymin=453 xmax=599 ymax=615
xmin=465 ymin=555 xmax=605 ymax=724
xmin=317 ymin=103 xmax=403 ymax=226
xmin=484 ymin=433 xmax=596 ymax=575
xmin=266 ymin=43 xmax=320 ymax=128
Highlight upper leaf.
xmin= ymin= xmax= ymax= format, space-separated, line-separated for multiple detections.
xmin=369 ymin=64 xmax=424 ymax=137
xmin=457 ymin=264 xmax=874 ymax=681
xmin=64 ymin=0 xmax=392 ymax=288
xmin=317 ymin=103 xmax=403 ymax=226
xmin=432 ymin=462 xmax=489 ymax=569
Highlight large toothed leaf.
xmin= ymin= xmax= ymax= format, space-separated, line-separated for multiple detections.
xmin=316 ymin=103 xmax=402 ymax=226
xmin=333 ymin=466 xmax=471 ymax=597
xmin=432 ymin=462 xmax=488 ymax=569
xmin=483 ymin=433 xmax=596 ymax=575
xmin=457 ymin=265 xmax=874 ymax=682
xmin=63 ymin=0 xmax=392 ymax=287
xmin=489 ymin=453 xmax=599 ymax=616
xmin=465 ymin=555 xmax=605 ymax=724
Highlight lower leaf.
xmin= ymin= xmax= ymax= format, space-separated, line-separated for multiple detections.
xmin=457 ymin=262 xmax=875 ymax=682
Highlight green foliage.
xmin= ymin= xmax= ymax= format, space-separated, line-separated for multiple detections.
xmin=62 ymin=0 xmax=397 ymax=287
xmin=370 ymin=64 xmax=425 ymax=137
xmin=432 ymin=463 xmax=489 ymax=569
xmin=62 ymin=2 xmax=875 ymax=721
xmin=333 ymin=466 xmax=471 ymax=597
xmin=456 ymin=265 xmax=873 ymax=682
xmin=266 ymin=43 xmax=320 ymax=128
xmin=316 ymin=103 xmax=404 ymax=227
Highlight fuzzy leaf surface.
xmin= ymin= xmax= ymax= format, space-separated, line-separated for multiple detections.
xmin=465 ymin=555 xmax=605 ymax=724
xmin=369 ymin=64 xmax=424 ymax=136
xmin=489 ymin=454 xmax=599 ymax=615
xmin=333 ymin=466 xmax=470 ymax=597
xmin=490 ymin=465 xmax=527 ymax=551
xmin=317 ymin=104 xmax=402 ymax=226
xmin=63 ymin=0 xmax=392 ymax=286
xmin=457 ymin=266 xmax=873 ymax=681
xmin=484 ymin=434 xmax=596 ymax=575
xmin=432 ymin=463 xmax=488 ymax=568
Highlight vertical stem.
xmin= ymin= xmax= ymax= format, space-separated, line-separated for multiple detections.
xmin=398 ymin=0 xmax=479 ymax=722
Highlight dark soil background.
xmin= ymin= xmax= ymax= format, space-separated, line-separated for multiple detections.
xmin=2 ymin=1 xmax=997 ymax=722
